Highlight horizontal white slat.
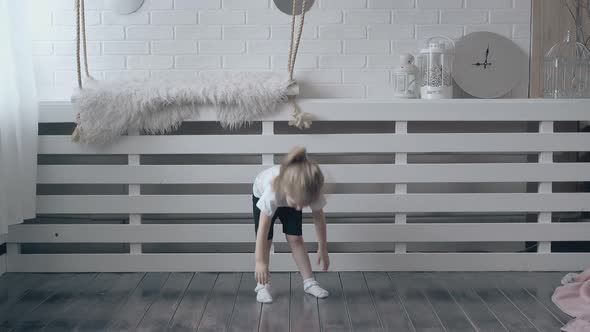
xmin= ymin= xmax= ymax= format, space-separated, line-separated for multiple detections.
xmin=36 ymin=193 xmax=590 ymax=214
xmin=9 ymin=223 xmax=590 ymax=243
xmin=37 ymin=163 xmax=590 ymax=184
xmin=38 ymin=99 xmax=590 ymax=123
xmin=38 ymin=133 xmax=590 ymax=154
xmin=8 ymin=252 xmax=590 ymax=272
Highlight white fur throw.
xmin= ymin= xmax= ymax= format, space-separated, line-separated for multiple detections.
xmin=72 ymin=72 xmax=292 ymax=145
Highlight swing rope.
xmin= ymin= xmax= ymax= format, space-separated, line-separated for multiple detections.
xmin=72 ymin=0 xmax=90 ymax=141
xmin=75 ymin=0 xmax=90 ymax=89
xmin=288 ymin=0 xmax=306 ymax=81
xmin=287 ymin=0 xmax=313 ymax=130
xmin=72 ymin=0 xmax=311 ymax=141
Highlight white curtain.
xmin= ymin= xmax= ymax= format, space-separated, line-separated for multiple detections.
xmin=0 ymin=0 xmax=38 ymax=235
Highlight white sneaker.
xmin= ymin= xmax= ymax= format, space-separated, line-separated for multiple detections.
xmin=303 ymin=279 xmax=329 ymax=299
xmin=255 ymin=283 xmax=273 ymax=303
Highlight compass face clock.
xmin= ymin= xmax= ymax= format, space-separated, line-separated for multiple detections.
xmin=453 ymin=31 xmax=526 ymax=98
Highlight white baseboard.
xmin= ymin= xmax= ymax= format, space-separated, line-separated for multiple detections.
xmin=1 ymin=233 xmax=7 ymax=275
xmin=0 ymin=255 xmax=6 ymax=276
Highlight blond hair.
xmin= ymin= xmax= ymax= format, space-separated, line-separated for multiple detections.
xmin=272 ymin=147 xmax=324 ymax=206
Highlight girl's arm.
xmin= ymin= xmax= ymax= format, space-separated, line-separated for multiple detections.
xmin=255 ymin=213 xmax=272 ymax=284
xmin=312 ymin=209 xmax=330 ymax=271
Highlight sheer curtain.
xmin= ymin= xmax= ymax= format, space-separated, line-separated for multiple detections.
xmin=0 ymin=0 xmax=38 ymax=237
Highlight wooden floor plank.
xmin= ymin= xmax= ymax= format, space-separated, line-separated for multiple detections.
xmin=169 ymin=273 xmax=218 ymax=332
xmin=500 ymin=272 xmax=571 ymax=324
xmin=9 ymin=273 xmax=98 ymax=332
xmin=0 ymin=271 xmax=571 ymax=332
xmin=491 ymin=273 xmax=564 ymax=332
xmin=289 ymin=273 xmax=321 ymax=332
xmin=363 ymin=272 xmax=414 ymax=332
xmin=451 ymin=273 xmax=539 ymax=332
xmin=259 ymin=273 xmax=290 ymax=332
xmin=340 ymin=272 xmax=383 ymax=332
xmin=134 ymin=272 xmax=193 ymax=332
xmin=524 ymin=272 xmax=571 ymax=324
xmin=0 ymin=274 xmax=49 ymax=300
xmin=197 ymin=272 xmax=241 ymax=332
xmin=316 ymin=272 xmax=352 ymax=332
xmin=0 ymin=274 xmax=75 ymax=330
xmin=436 ymin=273 xmax=508 ymax=332
xmin=102 ymin=272 xmax=170 ymax=332
xmin=72 ymin=273 xmax=145 ymax=331
xmin=40 ymin=273 xmax=124 ymax=332
xmin=408 ymin=273 xmax=477 ymax=332
xmin=388 ymin=273 xmax=445 ymax=332
xmin=475 ymin=288 xmax=539 ymax=332
xmin=0 ymin=274 xmax=55 ymax=320
xmin=228 ymin=273 xmax=261 ymax=332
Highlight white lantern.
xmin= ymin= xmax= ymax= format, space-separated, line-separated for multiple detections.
xmin=393 ymin=53 xmax=418 ymax=98
xmin=418 ymin=36 xmax=455 ymax=99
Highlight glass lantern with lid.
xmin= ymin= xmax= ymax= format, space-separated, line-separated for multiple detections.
xmin=417 ymin=36 xmax=455 ymax=99
xmin=544 ymin=30 xmax=590 ymax=98
xmin=393 ymin=53 xmax=419 ymax=98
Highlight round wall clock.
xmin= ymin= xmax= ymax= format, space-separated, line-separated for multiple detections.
xmin=453 ymin=31 xmax=526 ymax=98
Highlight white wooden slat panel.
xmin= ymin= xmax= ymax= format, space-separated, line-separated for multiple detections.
xmin=262 ymin=121 xmax=275 ymax=254
xmin=128 ymin=141 xmax=142 ymax=255
xmin=36 ymin=193 xmax=590 ymax=214
xmin=38 ymin=133 xmax=590 ymax=155
xmin=37 ymin=163 xmax=590 ymax=184
xmin=394 ymin=121 xmax=408 ymax=253
xmin=38 ymin=165 xmax=265 ymax=184
xmin=538 ymin=121 xmax=554 ymax=254
xmin=38 ymin=100 xmax=590 ymax=123
xmin=9 ymin=223 xmax=590 ymax=243
xmin=8 ymin=252 xmax=590 ymax=272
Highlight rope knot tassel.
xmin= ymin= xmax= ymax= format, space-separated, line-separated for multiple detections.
xmin=288 ymin=97 xmax=313 ymax=130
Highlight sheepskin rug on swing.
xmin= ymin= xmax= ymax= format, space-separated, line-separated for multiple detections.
xmin=72 ymin=72 xmax=293 ymax=145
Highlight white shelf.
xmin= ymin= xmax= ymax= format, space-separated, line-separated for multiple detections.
xmin=38 ymin=99 xmax=590 ymax=123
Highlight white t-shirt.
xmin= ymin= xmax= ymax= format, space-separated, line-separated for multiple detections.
xmin=253 ymin=165 xmax=326 ymax=216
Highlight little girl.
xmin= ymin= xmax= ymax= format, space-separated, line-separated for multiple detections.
xmin=252 ymin=146 xmax=330 ymax=303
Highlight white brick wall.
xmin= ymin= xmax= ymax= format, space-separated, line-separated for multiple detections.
xmin=103 ymin=41 xmax=149 ymax=55
xmin=151 ymin=40 xmax=198 ymax=55
xmin=151 ymin=11 xmax=197 ymax=25
xmin=32 ymin=0 xmax=531 ymax=100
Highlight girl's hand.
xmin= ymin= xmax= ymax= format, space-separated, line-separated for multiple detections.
xmin=255 ymin=262 xmax=270 ymax=285
xmin=317 ymin=249 xmax=330 ymax=272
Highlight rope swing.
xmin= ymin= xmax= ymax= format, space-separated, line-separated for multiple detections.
xmin=72 ymin=0 xmax=312 ymax=142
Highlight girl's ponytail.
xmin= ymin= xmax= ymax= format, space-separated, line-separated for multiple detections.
xmin=283 ymin=146 xmax=307 ymax=166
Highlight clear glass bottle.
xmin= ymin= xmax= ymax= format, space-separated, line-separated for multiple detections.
xmin=544 ymin=30 xmax=590 ymax=98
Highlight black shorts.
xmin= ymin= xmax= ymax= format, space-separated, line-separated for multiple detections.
xmin=253 ymin=195 xmax=303 ymax=240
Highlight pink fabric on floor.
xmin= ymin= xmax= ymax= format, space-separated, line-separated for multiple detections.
xmin=553 ymin=269 xmax=590 ymax=332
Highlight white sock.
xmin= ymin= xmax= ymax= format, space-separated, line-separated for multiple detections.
xmin=303 ymin=278 xmax=329 ymax=299
xmin=255 ymin=283 xmax=273 ymax=303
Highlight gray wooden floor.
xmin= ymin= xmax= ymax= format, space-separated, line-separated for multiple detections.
xmin=0 ymin=272 xmax=569 ymax=332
